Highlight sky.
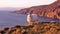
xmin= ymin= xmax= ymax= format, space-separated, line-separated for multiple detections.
xmin=0 ymin=0 xmax=56 ymax=8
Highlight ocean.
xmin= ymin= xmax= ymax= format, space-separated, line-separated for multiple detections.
xmin=0 ymin=11 xmax=60 ymax=29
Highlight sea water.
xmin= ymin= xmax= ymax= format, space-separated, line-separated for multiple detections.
xmin=0 ymin=11 xmax=60 ymax=29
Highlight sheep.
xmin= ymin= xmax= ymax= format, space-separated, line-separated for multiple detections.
xmin=27 ymin=13 xmax=38 ymax=24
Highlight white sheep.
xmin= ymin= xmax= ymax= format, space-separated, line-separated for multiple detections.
xmin=27 ymin=13 xmax=38 ymax=24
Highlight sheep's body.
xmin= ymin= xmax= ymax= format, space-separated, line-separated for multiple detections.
xmin=27 ymin=14 xmax=38 ymax=24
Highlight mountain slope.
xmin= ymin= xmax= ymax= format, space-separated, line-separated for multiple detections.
xmin=14 ymin=0 xmax=60 ymax=20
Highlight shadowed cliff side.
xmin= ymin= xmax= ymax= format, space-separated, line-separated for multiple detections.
xmin=14 ymin=0 xmax=60 ymax=20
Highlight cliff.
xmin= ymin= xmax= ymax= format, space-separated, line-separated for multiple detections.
xmin=0 ymin=22 xmax=60 ymax=34
xmin=14 ymin=0 xmax=60 ymax=20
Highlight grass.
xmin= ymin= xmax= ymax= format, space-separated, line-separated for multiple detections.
xmin=0 ymin=22 xmax=60 ymax=34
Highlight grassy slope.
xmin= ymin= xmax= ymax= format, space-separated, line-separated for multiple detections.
xmin=0 ymin=22 xmax=60 ymax=34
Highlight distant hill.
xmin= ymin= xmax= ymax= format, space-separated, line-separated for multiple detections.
xmin=0 ymin=7 xmax=22 ymax=11
xmin=14 ymin=0 xmax=60 ymax=20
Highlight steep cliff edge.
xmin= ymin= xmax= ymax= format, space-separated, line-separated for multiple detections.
xmin=14 ymin=0 xmax=60 ymax=19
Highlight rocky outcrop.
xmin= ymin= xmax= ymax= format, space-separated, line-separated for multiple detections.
xmin=14 ymin=0 xmax=60 ymax=19
xmin=0 ymin=22 xmax=60 ymax=34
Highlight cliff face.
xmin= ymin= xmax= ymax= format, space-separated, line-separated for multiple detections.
xmin=14 ymin=0 xmax=60 ymax=19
